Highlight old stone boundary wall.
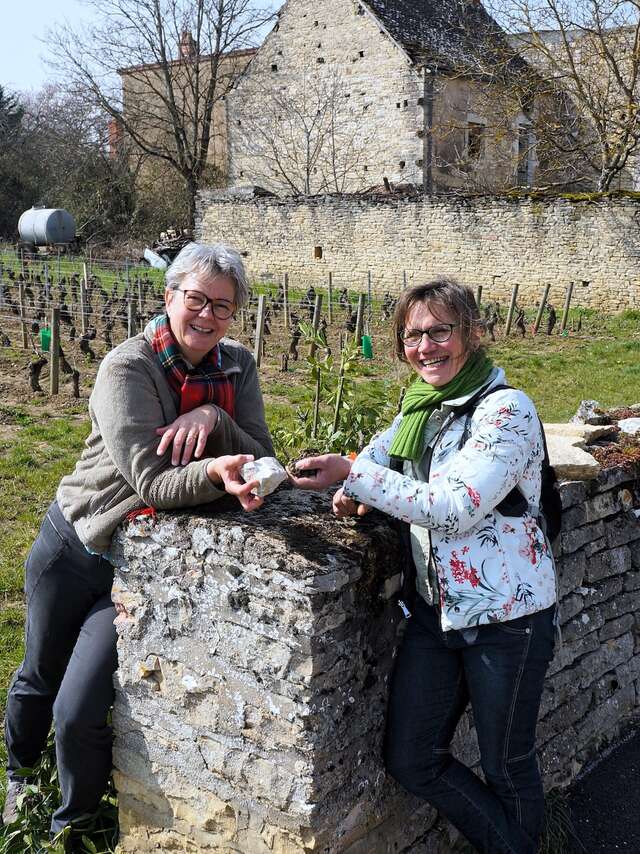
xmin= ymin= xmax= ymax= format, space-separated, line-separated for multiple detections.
xmin=112 ymin=462 xmax=640 ymax=853
xmin=196 ymin=191 xmax=640 ymax=312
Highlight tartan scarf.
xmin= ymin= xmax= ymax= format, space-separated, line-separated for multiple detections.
xmin=150 ymin=314 xmax=235 ymax=417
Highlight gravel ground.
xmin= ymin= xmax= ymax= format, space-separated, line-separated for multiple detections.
xmin=567 ymin=724 xmax=640 ymax=853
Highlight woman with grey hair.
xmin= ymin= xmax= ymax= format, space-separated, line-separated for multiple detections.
xmin=3 ymin=242 xmax=273 ymax=849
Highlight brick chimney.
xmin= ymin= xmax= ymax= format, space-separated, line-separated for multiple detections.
xmin=107 ymin=117 xmax=123 ymax=159
xmin=179 ymin=30 xmax=197 ymax=60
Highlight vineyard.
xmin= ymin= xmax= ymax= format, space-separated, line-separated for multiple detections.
xmin=1 ymin=246 xmax=639 ymax=428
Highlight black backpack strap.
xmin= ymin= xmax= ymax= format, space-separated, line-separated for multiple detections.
xmin=389 ymin=455 xmax=417 ymax=618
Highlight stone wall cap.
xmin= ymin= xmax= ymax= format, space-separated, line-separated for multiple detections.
xmin=544 ymin=423 xmax=618 ymax=445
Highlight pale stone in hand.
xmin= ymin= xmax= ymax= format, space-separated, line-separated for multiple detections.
xmin=240 ymin=457 xmax=288 ymax=497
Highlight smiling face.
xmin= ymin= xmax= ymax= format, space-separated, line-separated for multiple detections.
xmin=165 ymin=272 xmax=236 ymax=365
xmin=403 ymin=301 xmax=477 ymax=387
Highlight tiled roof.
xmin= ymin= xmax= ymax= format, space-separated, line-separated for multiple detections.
xmin=362 ymin=0 xmax=527 ymax=76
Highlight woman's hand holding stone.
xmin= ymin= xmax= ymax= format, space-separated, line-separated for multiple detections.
xmin=289 ymin=453 xmax=352 ymax=490
xmin=207 ymin=454 xmax=263 ymax=511
xmin=156 ymin=405 xmax=219 ymax=466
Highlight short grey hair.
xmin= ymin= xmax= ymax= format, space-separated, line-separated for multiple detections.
xmin=165 ymin=242 xmax=250 ymax=308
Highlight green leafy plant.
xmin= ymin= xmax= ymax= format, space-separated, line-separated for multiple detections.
xmin=0 ymin=735 xmax=117 ymax=854
xmin=272 ymin=323 xmax=396 ymax=462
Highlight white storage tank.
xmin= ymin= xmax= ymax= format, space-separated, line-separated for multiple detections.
xmin=18 ymin=207 xmax=76 ymax=245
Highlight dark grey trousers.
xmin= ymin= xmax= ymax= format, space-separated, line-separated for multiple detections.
xmin=4 ymin=500 xmax=117 ymax=834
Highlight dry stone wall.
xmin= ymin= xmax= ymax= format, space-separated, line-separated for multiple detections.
xmin=196 ymin=191 xmax=640 ymax=311
xmin=112 ymin=463 xmax=640 ymax=853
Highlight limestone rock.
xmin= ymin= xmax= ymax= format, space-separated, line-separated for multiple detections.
xmin=545 ymin=433 xmax=601 ymax=481
xmin=618 ymin=417 xmax=640 ymax=436
xmin=543 ymin=423 xmax=618 ymax=444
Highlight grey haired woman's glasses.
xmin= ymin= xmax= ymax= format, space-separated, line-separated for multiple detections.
xmin=401 ymin=323 xmax=457 ymax=346
xmin=178 ymin=289 xmax=236 ymax=320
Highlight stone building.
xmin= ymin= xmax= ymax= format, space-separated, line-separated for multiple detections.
xmin=228 ymin=0 xmax=540 ymax=195
xmin=117 ymin=37 xmax=256 ymax=186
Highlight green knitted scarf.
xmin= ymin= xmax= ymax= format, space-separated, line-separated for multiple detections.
xmin=389 ymin=351 xmax=494 ymax=462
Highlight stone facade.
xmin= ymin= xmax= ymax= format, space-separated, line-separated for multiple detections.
xmin=227 ymin=0 xmax=534 ymax=195
xmin=112 ymin=460 xmax=640 ymax=852
xmin=196 ymin=190 xmax=640 ymax=311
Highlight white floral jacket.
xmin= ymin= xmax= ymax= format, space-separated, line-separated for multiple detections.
xmin=343 ymin=368 xmax=557 ymax=631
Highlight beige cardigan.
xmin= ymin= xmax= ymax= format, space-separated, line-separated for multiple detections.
xmin=57 ymin=327 xmax=273 ymax=554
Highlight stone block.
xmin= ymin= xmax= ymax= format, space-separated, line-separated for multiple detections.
xmin=580 ymin=575 xmax=624 ymax=608
xmin=591 ymin=465 xmax=640 ymax=493
xmin=556 ymin=550 xmax=586 ymax=597
xmin=584 ymin=545 xmax=632 ymax=583
xmin=546 ymin=435 xmax=600 ymax=482
xmin=561 ymin=520 xmax=605 ymax=555
xmin=605 ymin=512 xmax=640 ymax=548
xmin=558 ymin=592 xmax=583 ymax=625
xmin=601 ymin=589 xmax=640 ymax=620
xmin=561 ymin=609 xmax=604 ymax=644
xmin=562 ymin=491 xmax=620 ymax=530
xmin=599 ymin=614 xmax=635 ymax=642
xmin=558 ymin=481 xmax=588 ymax=510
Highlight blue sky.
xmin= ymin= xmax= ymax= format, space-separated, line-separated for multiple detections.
xmin=0 ymin=0 xmax=95 ymax=93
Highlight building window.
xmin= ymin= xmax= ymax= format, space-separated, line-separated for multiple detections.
xmin=314 ymin=246 xmax=323 ymax=259
xmin=359 ymin=50 xmax=364 ymax=57
xmin=271 ymin=63 xmax=278 ymax=72
xmin=516 ymin=122 xmax=535 ymax=185
xmin=317 ymin=56 xmax=325 ymax=64
xmin=399 ymin=160 xmax=406 ymax=169
xmin=466 ymin=122 xmax=485 ymax=161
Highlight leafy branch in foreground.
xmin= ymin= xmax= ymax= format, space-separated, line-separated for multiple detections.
xmin=272 ymin=323 xmax=396 ymax=462
xmin=0 ymin=734 xmax=117 ymax=854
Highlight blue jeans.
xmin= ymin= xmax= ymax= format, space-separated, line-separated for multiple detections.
xmin=384 ymin=596 xmax=555 ymax=854
xmin=4 ymin=501 xmax=117 ymax=835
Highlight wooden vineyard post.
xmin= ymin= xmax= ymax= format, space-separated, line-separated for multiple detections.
xmin=475 ymin=285 xmax=482 ymax=311
xmin=253 ymin=294 xmax=266 ymax=367
xmin=533 ymin=284 xmax=551 ymax=335
xmin=312 ymin=367 xmax=321 ymax=439
xmin=125 ymin=259 xmax=130 ymax=298
xmin=354 ymin=293 xmax=366 ymax=345
xmin=18 ymin=281 xmax=28 ymax=348
xmin=367 ymin=271 xmax=373 ymax=326
xmin=137 ymin=277 xmax=144 ymax=314
xmin=240 ymin=308 xmax=247 ymax=334
xmin=560 ymin=282 xmax=574 ymax=333
xmin=57 ymin=249 xmax=61 ymax=286
xmin=127 ymin=299 xmax=136 ymax=338
xmin=309 ymin=294 xmax=323 ymax=359
xmin=283 ymin=273 xmax=289 ymax=332
xmin=504 ymin=283 xmax=519 ymax=336
xmin=50 ymin=307 xmax=60 ymax=395
xmin=332 ymin=372 xmax=345 ymax=435
xmin=80 ymin=264 xmax=89 ymax=336
xmin=327 ymin=272 xmax=333 ymax=325
xmin=403 ymin=271 xmax=408 ymax=290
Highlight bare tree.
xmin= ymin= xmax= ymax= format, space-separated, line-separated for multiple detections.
xmin=47 ymin=0 xmax=275 ymax=229
xmin=232 ymin=65 xmax=382 ymax=195
xmin=489 ymin=0 xmax=640 ymax=191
